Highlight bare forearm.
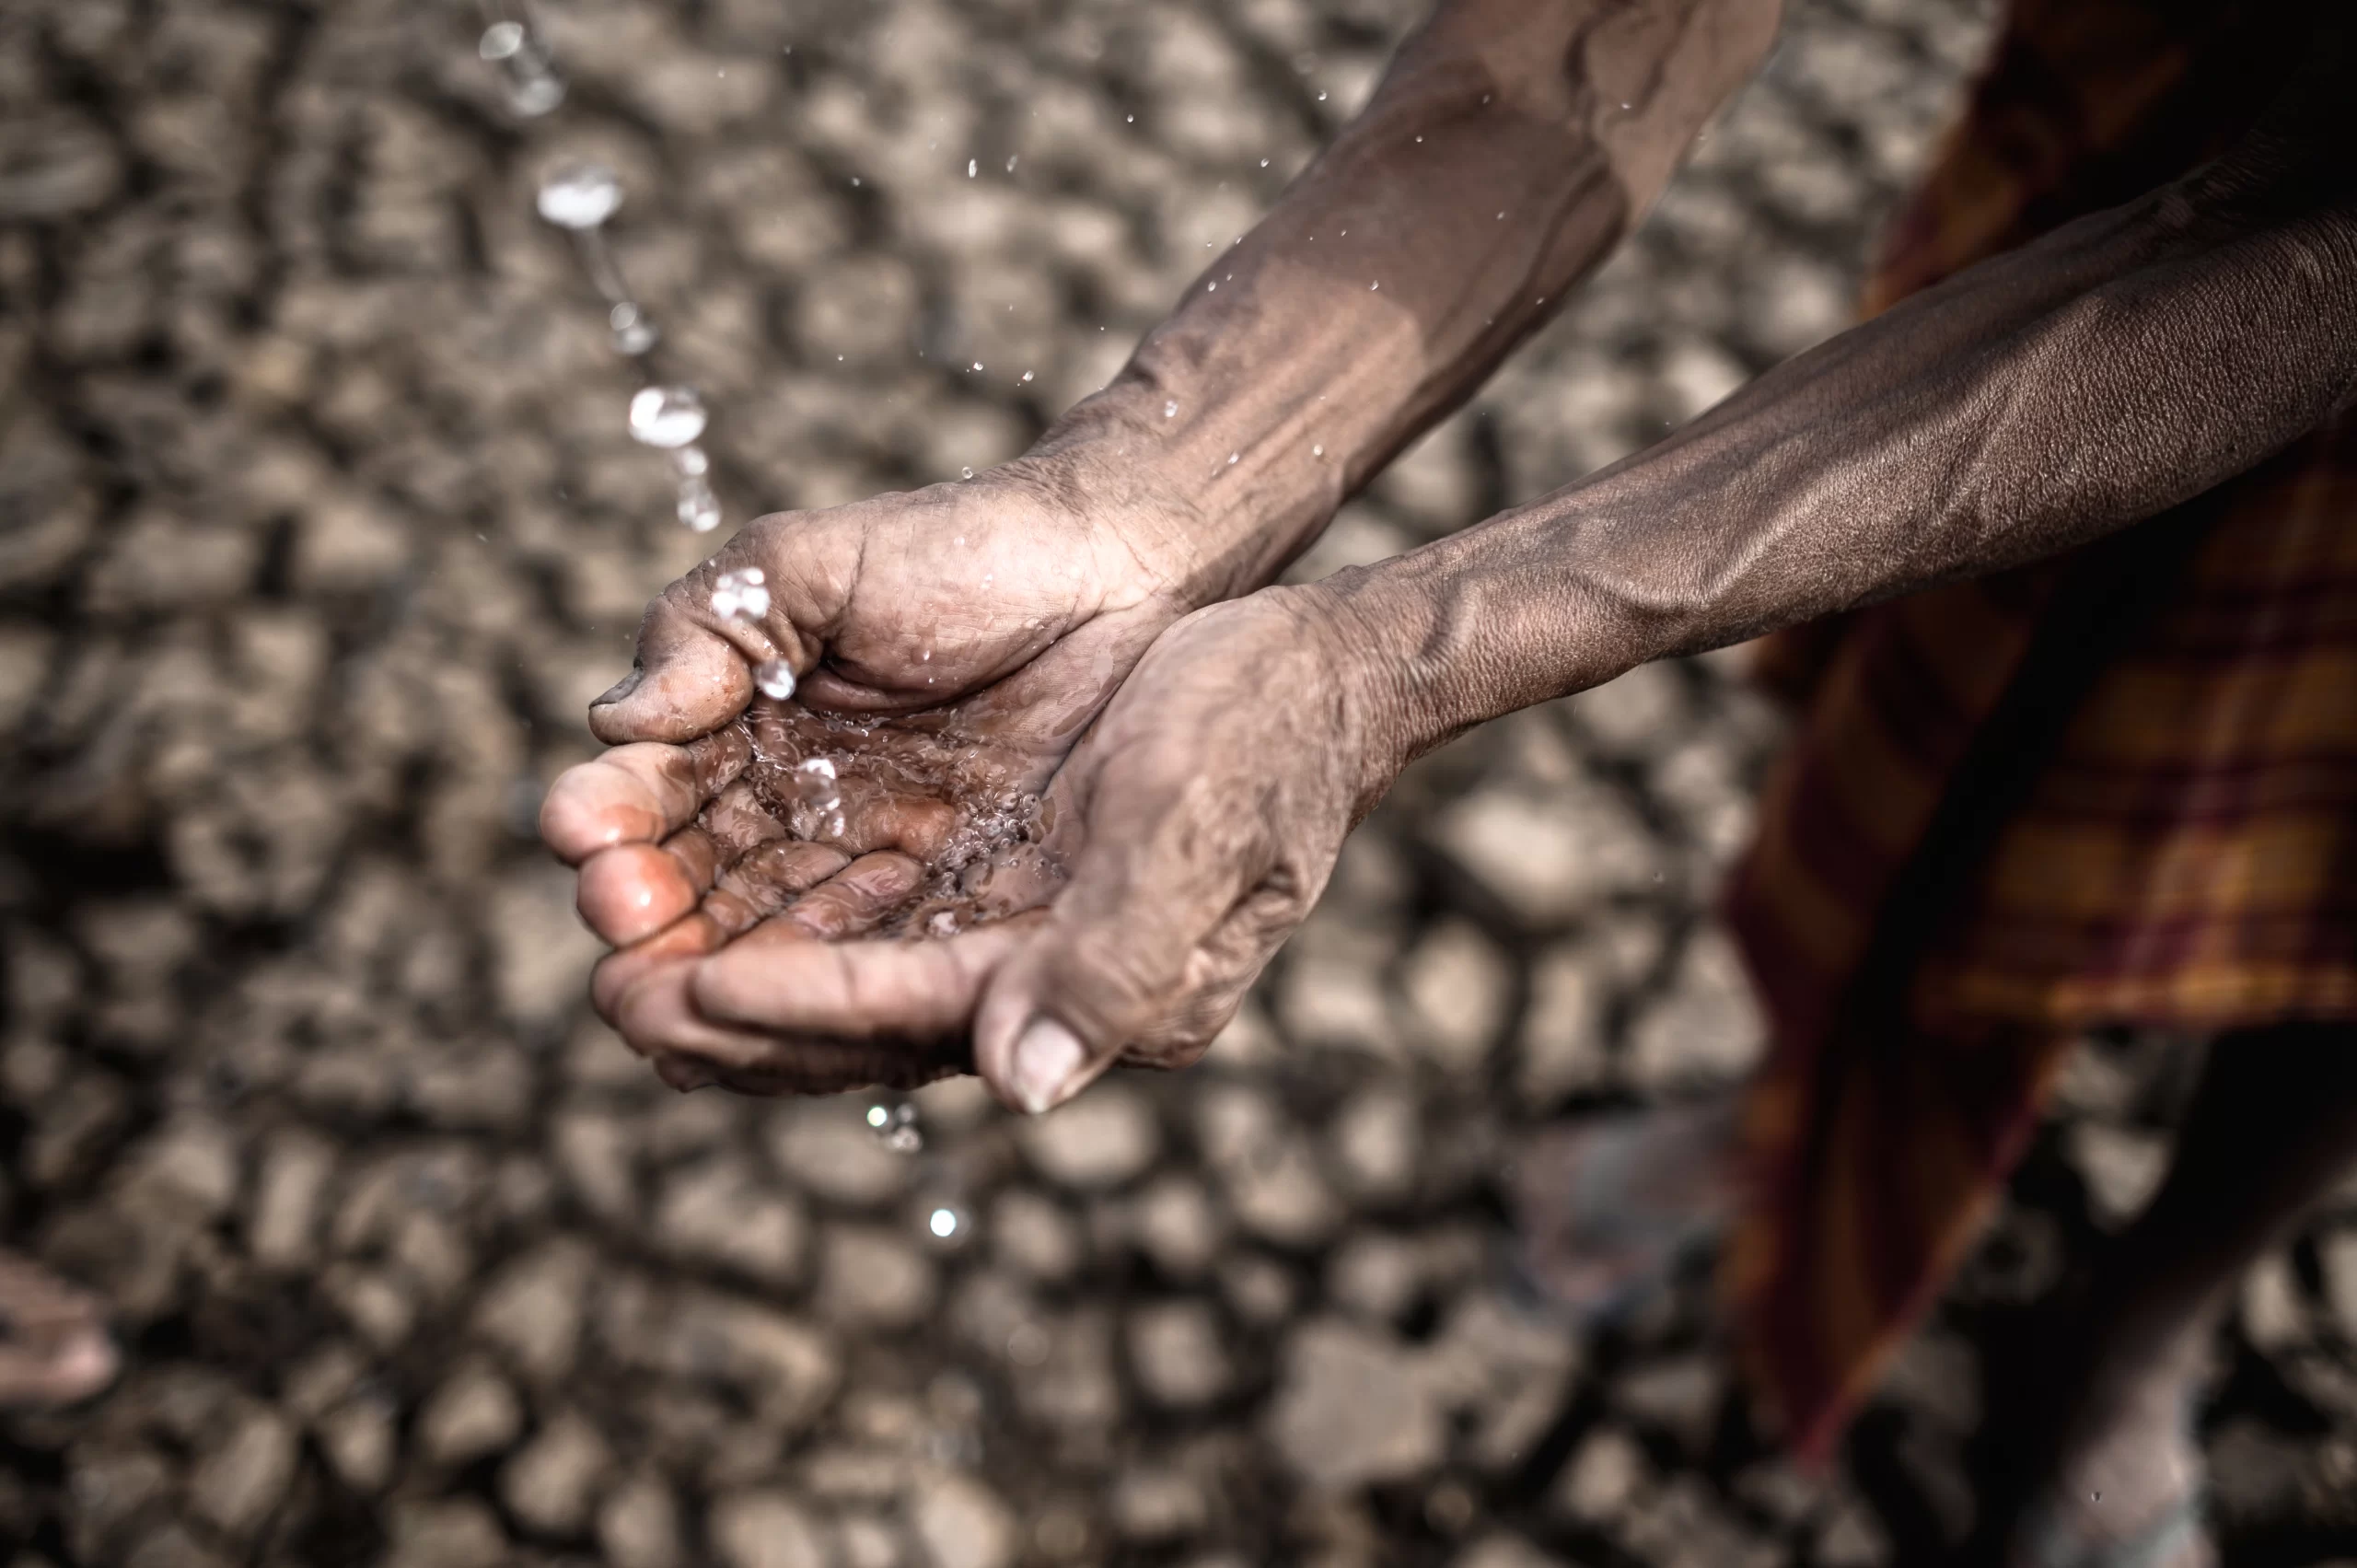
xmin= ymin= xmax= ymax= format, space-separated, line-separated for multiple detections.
xmin=1032 ymin=0 xmax=1780 ymax=606
xmin=1325 ymin=122 xmax=2357 ymax=763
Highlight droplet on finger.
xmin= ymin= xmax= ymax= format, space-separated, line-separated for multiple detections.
xmin=712 ymin=566 xmax=770 ymax=623
xmin=754 ymin=658 xmax=797 ymax=701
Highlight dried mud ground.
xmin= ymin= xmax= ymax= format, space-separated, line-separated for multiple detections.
xmin=5 ymin=0 xmax=2357 ymax=1564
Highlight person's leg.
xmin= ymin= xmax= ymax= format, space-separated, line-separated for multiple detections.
xmin=1974 ymin=1020 xmax=2357 ymax=1568
xmin=0 ymin=1248 xmax=118 ymax=1409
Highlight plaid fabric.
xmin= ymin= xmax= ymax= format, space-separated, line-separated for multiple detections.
xmin=1723 ymin=0 xmax=2352 ymax=1460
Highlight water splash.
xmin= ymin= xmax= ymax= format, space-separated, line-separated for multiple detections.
xmin=788 ymin=756 xmax=844 ymax=838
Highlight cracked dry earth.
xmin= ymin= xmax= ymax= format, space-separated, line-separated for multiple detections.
xmin=4 ymin=0 xmax=2357 ymax=1565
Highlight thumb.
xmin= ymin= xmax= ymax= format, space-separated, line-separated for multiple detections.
xmin=972 ymin=785 xmax=1252 ymax=1114
xmin=589 ymin=591 xmax=757 ymax=744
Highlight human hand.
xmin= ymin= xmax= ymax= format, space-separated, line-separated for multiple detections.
xmin=615 ymin=583 xmax=1402 ymax=1111
xmin=540 ymin=455 xmax=1214 ymax=1091
xmin=583 ymin=451 xmax=1211 ymax=749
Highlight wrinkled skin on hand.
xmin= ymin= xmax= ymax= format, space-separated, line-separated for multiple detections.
xmin=542 ymin=461 xmax=1213 ymax=1098
xmin=958 ymin=587 xmax=1390 ymax=1109
xmin=547 ymin=562 xmax=1384 ymax=1111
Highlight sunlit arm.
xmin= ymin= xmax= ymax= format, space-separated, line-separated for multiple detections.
xmin=1318 ymin=13 xmax=2357 ymax=767
xmin=1035 ymin=0 xmax=1784 ymax=606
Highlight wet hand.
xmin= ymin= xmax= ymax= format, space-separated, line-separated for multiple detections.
xmin=541 ymin=459 xmax=1204 ymax=1091
xmin=612 ymin=586 xmax=1399 ymax=1111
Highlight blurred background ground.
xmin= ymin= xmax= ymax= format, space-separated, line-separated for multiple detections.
xmin=4 ymin=0 xmax=2357 ymax=1564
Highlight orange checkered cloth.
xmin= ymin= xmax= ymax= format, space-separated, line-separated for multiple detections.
xmin=1723 ymin=0 xmax=2357 ymax=1460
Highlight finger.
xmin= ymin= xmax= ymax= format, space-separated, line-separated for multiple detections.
xmin=705 ymin=840 xmax=853 ymax=936
xmin=692 ymin=909 xmax=1045 ymax=1040
xmin=575 ymin=827 xmax=717 ymax=947
xmin=540 ymin=731 xmax=752 ymax=863
xmin=611 ymin=958 xmax=794 ymax=1074
xmin=973 ymin=777 xmax=1260 ymax=1115
xmin=589 ymin=912 xmax=728 ymax=1026
xmin=701 ymin=777 xmax=789 ymax=859
xmin=774 ymin=851 xmax=925 ymax=940
xmin=830 ymin=782 xmax=959 ymax=860
xmin=621 ymin=954 xmax=970 ymax=1094
xmin=589 ymin=592 xmax=761 ymax=745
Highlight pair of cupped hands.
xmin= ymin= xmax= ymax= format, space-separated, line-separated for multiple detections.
xmin=540 ymin=447 xmax=1400 ymax=1117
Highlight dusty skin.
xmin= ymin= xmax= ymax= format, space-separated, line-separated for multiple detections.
xmin=547 ymin=0 xmax=1794 ymax=1113
xmin=550 ymin=0 xmax=2355 ymax=1129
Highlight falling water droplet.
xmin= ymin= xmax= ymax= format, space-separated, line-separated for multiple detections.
xmin=1164 ymin=401 xmax=1178 ymax=418
xmin=920 ymin=1191 xmax=976 ymax=1249
xmin=960 ymin=466 xmax=974 ymax=479
xmin=2090 ymin=1493 xmax=2102 ymax=1504
xmin=629 ymin=385 xmax=708 ymax=448
xmin=967 ymin=157 xmax=978 ymax=177
xmin=676 ymin=475 xmax=722 ymax=533
xmin=1005 ymin=155 xmax=1018 ymax=172
xmin=482 ymin=21 xmax=565 ymax=115
xmin=610 ymin=301 xmax=658 ymax=354
xmin=671 ymin=445 xmax=710 ymax=478
xmin=754 ymin=658 xmax=796 ymax=701
xmin=536 ymin=163 xmax=621 ymax=230
xmin=1312 ymin=444 xmax=1324 ymax=457
xmin=865 ymin=1096 xmax=923 ymax=1154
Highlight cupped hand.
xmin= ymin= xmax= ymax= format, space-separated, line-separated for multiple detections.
xmin=586 ymin=454 xmax=1202 ymax=748
xmin=540 ymin=457 xmax=1213 ymax=1092
xmin=621 ymin=583 xmax=1404 ymax=1112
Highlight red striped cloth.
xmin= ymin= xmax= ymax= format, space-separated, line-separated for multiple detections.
xmin=1722 ymin=0 xmax=2354 ymax=1459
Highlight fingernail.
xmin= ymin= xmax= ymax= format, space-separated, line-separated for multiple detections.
xmin=1008 ymin=1015 xmax=1088 ymax=1115
xmin=594 ymin=668 xmax=644 ymax=708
